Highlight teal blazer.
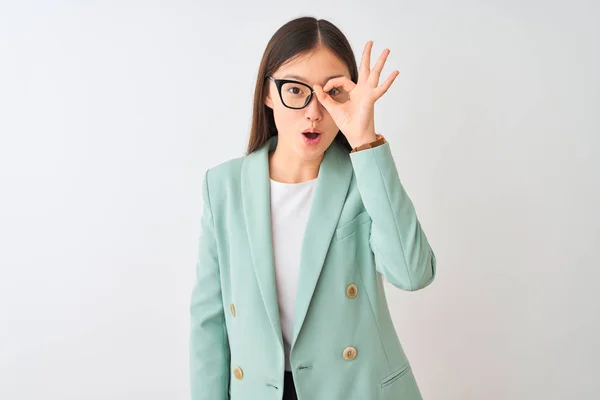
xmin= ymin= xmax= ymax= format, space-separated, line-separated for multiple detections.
xmin=190 ymin=134 xmax=436 ymax=399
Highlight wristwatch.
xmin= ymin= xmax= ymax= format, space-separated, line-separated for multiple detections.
xmin=350 ymin=133 xmax=387 ymax=153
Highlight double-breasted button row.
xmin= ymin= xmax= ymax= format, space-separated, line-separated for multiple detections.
xmin=346 ymin=283 xmax=358 ymax=298
xmin=344 ymin=284 xmax=358 ymax=361
xmin=230 ymin=303 xmax=241 ymax=380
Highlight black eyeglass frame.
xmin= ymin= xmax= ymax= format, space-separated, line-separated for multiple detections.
xmin=266 ymin=75 xmax=317 ymax=110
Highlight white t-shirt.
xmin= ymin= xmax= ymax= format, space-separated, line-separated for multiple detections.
xmin=269 ymin=176 xmax=318 ymax=371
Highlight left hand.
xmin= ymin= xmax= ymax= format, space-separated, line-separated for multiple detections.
xmin=312 ymin=40 xmax=400 ymax=148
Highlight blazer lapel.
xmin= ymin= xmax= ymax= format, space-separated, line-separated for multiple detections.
xmin=241 ymin=135 xmax=353 ymax=354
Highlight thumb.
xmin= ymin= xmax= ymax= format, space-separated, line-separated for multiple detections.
xmin=313 ymin=85 xmax=335 ymax=111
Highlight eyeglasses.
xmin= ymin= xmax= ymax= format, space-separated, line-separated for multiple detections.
xmin=266 ymin=76 xmax=350 ymax=110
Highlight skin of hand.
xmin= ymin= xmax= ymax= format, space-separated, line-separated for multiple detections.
xmin=312 ymin=40 xmax=400 ymax=148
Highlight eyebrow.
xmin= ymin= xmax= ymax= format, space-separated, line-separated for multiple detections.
xmin=282 ymin=74 xmax=346 ymax=85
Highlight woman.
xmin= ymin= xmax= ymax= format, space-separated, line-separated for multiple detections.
xmin=190 ymin=16 xmax=436 ymax=400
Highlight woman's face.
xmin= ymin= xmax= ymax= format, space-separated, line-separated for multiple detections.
xmin=264 ymin=47 xmax=351 ymax=161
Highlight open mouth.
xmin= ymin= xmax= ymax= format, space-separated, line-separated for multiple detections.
xmin=303 ymin=131 xmax=320 ymax=139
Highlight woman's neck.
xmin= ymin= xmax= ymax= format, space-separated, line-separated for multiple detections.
xmin=268 ymin=147 xmax=322 ymax=184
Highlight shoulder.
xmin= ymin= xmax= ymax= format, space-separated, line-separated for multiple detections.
xmin=205 ymin=154 xmax=245 ymax=183
xmin=201 ymin=152 xmax=248 ymax=206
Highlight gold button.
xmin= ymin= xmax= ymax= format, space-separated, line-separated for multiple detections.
xmin=233 ymin=366 xmax=243 ymax=380
xmin=343 ymin=346 xmax=357 ymax=360
xmin=230 ymin=303 xmax=236 ymax=317
xmin=346 ymin=284 xmax=358 ymax=298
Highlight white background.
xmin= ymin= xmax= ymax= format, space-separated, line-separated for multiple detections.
xmin=1 ymin=1 xmax=598 ymax=399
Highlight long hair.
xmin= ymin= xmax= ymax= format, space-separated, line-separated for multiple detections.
xmin=246 ymin=17 xmax=358 ymax=155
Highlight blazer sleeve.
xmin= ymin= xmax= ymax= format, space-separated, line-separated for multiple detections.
xmin=349 ymin=140 xmax=436 ymax=291
xmin=189 ymin=168 xmax=230 ymax=399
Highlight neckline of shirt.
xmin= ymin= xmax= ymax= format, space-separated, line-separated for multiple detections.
xmin=270 ymin=177 xmax=318 ymax=186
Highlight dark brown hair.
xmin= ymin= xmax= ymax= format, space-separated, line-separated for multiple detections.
xmin=245 ymin=16 xmax=358 ymax=155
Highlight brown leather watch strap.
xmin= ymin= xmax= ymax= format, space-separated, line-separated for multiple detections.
xmin=350 ymin=133 xmax=387 ymax=153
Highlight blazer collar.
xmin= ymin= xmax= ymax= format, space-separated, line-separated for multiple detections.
xmin=241 ymin=134 xmax=353 ymax=353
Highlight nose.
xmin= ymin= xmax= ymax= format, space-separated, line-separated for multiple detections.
xmin=304 ymin=90 xmax=323 ymax=120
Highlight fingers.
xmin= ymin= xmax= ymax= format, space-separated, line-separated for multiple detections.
xmin=312 ymin=84 xmax=336 ymax=111
xmin=320 ymin=40 xmax=397 ymax=104
xmin=322 ymin=76 xmax=355 ymax=92
xmin=359 ymin=41 xmax=373 ymax=83
xmin=374 ymin=70 xmax=400 ymax=99
xmin=368 ymin=48 xmax=391 ymax=87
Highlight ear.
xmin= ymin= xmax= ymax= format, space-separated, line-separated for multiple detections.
xmin=264 ymin=87 xmax=274 ymax=109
